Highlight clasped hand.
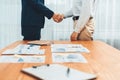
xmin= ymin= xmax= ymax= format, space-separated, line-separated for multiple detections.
xmin=52 ymin=13 xmax=64 ymax=23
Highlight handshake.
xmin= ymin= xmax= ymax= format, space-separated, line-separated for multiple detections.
xmin=52 ymin=13 xmax=64 ymax=23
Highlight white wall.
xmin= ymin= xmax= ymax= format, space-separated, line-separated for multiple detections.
xmin=0 ymin=0 xmax=73 ymax=49
xmin=0 ymin=0 xmax=22 ymax=49
xmin=0 ymin=0 xmax=120 ymax=50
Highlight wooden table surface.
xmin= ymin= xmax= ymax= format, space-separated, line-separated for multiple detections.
xmin=0 ymin=40 xmax=120 ymax=80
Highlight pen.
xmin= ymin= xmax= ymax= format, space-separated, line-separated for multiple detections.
xmin=32 ymin=64 xmax=50 ymax=68
xmin=66 ymin=68 xmax=70 ymax=77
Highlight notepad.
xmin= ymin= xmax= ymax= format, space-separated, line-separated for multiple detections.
xmin=22 ymin=64 xmax=97 ymax=80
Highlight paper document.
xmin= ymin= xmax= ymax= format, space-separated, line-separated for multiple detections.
xmin=22 ymin=64 xmax=97 ymax=80
xmin=2 ymin=44 xmax=45 ymax=55
xmin=0 ymin=56 xmax=45 ymax=63
xmin=52 ymin=53 xmax=87 ymax=63
xmin=51 ymin=44 xmax=89 ymax=53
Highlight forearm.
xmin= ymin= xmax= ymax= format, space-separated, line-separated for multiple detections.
xmin=74 ymin=24 xmax=83 ymax=33
xmin=74 ymin=0 xmax=91 ymax=33
xmin=63 ymin=9 xmax=73 ymax=18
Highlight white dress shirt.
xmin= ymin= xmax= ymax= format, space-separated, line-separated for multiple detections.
xmin=64 ymin=0 xmax=96 ymax=33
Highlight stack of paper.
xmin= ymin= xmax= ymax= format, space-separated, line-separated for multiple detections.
xmin=27 ymin=40 xmax=52 ymax=46
xmin=51 ymin=44 xmax=89 ymax=63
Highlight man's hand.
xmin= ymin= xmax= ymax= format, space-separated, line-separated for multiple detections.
xmin=52 ymin=13 xmax=64 ymax=23
xmin=70 ymin=31 xmax=78 ymax=41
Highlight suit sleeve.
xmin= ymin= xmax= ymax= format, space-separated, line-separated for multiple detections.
xmin=27 ymin=0 xmax=54 ymax=19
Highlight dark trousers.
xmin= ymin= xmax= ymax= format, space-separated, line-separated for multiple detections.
xmin=21 ymin=26 xmax=41 ymax=40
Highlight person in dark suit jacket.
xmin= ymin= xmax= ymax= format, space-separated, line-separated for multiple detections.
xmin=21 ymin=0 xmax=60 ymax=40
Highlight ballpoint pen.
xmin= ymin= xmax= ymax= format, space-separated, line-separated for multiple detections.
xmin=66 ymin=68 xmax=70 ymax=77
xmin=32 ymin=64 xmax=50 ymax=68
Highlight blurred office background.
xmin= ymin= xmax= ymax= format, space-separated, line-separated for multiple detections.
xmin=0 ymin=0 xmax=120 ymax=50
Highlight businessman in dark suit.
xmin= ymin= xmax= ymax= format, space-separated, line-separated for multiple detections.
xmin=21 ymin=0 xmax=61 ymax=40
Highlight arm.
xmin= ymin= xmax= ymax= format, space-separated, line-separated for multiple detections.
xmin=74 ymin=0 xmax=91 ymax=33
xmin=27 ymin=0 xmax=54 ymax=19
xmin=63 ymin=9 xmax=73 ymax=18
xmin=63 ymin=0 xmax=82 ymax=19
xmin=71 ymin=0 xmax=91 ymax=41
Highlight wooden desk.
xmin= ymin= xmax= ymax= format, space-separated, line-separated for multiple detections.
xmin=0 ymin=41 xmax=120 ymax=80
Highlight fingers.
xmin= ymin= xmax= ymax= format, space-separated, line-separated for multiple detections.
xmin=52 ymin=13 xmax=64 ymax=23
xmin=70 ymin=32 xmax=78 ymax=41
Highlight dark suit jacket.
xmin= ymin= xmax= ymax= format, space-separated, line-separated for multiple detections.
xmin=21 ymin=0 xmax=54 ymax=27
xmin=21 ymin=0 xmax=54 ymax=39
